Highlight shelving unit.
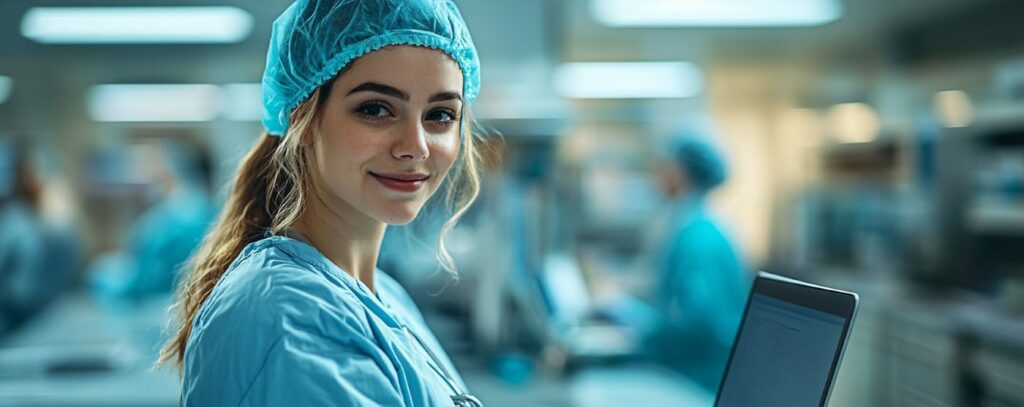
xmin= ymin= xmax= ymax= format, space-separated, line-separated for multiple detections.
xmin=966 ymin=200 xmax=1024 ymax=235
xmin=811 ymin=272 xmax=1024 ymax=407
xmin=937 ymin=121 xmax=1024 ymax=293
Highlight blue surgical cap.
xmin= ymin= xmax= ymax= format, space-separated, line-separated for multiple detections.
xmin=262 ymin=0 xmax=481 ymax=136
xmin=669 ymin=135 xmax=728 ymax=193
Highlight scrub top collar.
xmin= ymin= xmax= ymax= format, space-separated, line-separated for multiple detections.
xmin=271 ymin=232 xmax=478 ymax=404
xmin=262 ymin=233 xmax=406 ymax=331
xmin=667 ymin=192 xmax=705 ymax=221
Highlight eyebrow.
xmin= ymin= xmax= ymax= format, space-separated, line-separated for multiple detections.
xmin=345 ymin=81 xmax=462 ymax=103
xmin=428 ymin=91 xmax=462 ymax=103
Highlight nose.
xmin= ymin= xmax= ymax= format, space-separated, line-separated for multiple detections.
xmin=392 ymin=119 xmax=429 ymax=161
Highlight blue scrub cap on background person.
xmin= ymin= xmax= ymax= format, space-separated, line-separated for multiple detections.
xmin=669 ymin=133 xmax=728 ymax=193
xmin=261 ymin=0 xmax=481 ymax=136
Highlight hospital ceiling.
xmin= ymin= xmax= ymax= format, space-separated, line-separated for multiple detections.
xmin=0 ymin=0 xmax=1014 ymax=122
xmin=0 ymin=0 xmax=1003 ymax=61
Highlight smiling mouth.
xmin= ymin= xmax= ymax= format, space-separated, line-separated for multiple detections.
xmin=370 ymin=172 xmax=430 ymax=193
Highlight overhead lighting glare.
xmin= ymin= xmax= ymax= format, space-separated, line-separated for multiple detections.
xmin=591 ymin=0 xmax=841 ymax=27
xmin=88 ymin=84 xmax=223 ymax=122
xmin=827 ymin=103 xmax=879 ymax=144
xmin=21 ymin=7 xmax=253 ymax=44
xmin=933 ymin=90 xmax=975 ymax=128
xmin=554 ymin=62 xmax=703 ymax=99
xmin=0 ymin=76 xmax=11 ymax=105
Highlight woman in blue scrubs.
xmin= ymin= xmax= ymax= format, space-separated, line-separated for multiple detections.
xmin=159 ymin=1 xmax=484 ymax=405
xmin=647 ymin=135 xmax=750 ymax=393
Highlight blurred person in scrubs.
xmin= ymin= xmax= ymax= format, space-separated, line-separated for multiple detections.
xmin=159 ymin=0 xmax=485 ymax=405
xmin=647 ymin=133 xmax=750 ymax=392
xmin=0 ymin=137 xmax=78 ymax=333
xmin=89 ymin=141 xmax=214 ymax=299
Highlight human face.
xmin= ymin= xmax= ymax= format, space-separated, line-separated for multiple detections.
xmin=656 ymin=162 xmax=688 ymax=199
xmin=310 ymin=46 xmax=464 ymax=225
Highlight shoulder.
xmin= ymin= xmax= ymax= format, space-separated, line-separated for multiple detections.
xmin=183 ymin=237 xmax=377 ymax=404
xmin=677 ymin=214 xmax=727 ymax=244
xmin=193 ymin=237 xmax=369 ymax=338
xmin=376 ymin=271 xmax=413 ymax=305
xmin=375 ymin=271 xmax=428 ymax=323
xmin=183 ymin=238 xmax=369 ymax=367
xmin=0 ymin=201 xmax=39 ymax=233
xmin=671 ymin=211 xmax=743 ymax=265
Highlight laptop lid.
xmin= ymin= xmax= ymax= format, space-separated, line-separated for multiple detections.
xmin=714 ymin=272 xmax=859 ymax=407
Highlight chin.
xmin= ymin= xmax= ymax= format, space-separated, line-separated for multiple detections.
xmin=375 ymin=206 xmax=422 ymax=225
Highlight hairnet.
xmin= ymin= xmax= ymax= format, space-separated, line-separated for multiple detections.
xmin=668 ymin=135 xmax=728 ymax=193
xmin=262 ymin=0 xmax=481 ymax=136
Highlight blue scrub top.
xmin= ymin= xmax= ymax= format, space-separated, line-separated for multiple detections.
xmin=648 ymin=196 xmax=749 ymax=392
xmin=130 ymin=185 xmax=214 ymax=295
xmin=182 ymin=236 xmax=467 ymax=406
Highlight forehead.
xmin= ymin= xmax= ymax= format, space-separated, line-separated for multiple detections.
xmin=332 ymin=45 xmax=463 ymax=94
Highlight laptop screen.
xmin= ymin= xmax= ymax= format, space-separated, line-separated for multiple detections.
xmin=715 ymin=293 xmax=848 ymax=406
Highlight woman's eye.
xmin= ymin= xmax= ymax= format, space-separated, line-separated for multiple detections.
xmin=426 ymin=108 xmax=457 ymax=125
xmin=354 ymin=102 xmax=393 ymax=121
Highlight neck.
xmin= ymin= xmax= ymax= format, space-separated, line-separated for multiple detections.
xmin=294 ymin=186 xmax=386 ymax=293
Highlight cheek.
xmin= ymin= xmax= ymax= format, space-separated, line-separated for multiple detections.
xmin=432 ymin=134 xmax=461 ymax=173
xmin=318 ymin=125 xmax=379 ymax=170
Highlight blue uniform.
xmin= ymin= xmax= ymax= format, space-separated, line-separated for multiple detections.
xmin=183 ymin=236 xmax=466 ymax=406
xmin=0 ymin=200 xmax=46 ymax=330
xmin=88 ymin=186 xmax=213 ymax=299
xmin=129 ymin=186 xmax=213 ymax=294
xmin=648 ymin=197 xmax=750 ymax=393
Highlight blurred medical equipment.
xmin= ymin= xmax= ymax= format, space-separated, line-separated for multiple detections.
xmin=536 ymin=254 xmax=638 ymax=361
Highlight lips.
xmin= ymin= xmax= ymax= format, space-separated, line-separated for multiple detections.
xmin=370 ymin=172 xmax=429 ymax=193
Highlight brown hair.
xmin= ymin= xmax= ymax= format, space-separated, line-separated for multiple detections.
xmin=158 ymin=82 xmax=483 ymax=369
xmin=0 ymin=136 xmax=42 ymax=208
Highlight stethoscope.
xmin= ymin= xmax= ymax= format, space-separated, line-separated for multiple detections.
xmin=403 ymin=326 xmax=484 ymax=407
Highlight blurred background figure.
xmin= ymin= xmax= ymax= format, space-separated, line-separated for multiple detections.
xmin=2 ymin=0 xmax=1024 ymax=406
xmin=643 ymin=132 xmax=750 ymax=393
xmin=0 ymin=135 xmax=77 ymax=335
xmin=88 ymin=140 xmax=214 ymax=300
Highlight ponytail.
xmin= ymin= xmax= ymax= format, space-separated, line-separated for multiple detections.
xmin=158 ymin=87 xmax=324 ymax=368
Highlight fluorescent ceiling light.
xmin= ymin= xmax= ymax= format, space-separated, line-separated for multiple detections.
xmin=21 ymin=7 xmax=253 ymax=44
xmin=88 ymin=84 xmax=223 ymax=122
xmin=591 ymin=0 xmax=841 ymax=27
xmin=221 ymin=83 xmax=263 ymax=121
xmin=554 ymin=62 xmax=702 ymax=99
xmin=0 ymin=76 xmax=11 ymax=105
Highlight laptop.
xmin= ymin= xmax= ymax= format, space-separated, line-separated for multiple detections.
xmin=714 ymin=272 xmax=859 ymax=407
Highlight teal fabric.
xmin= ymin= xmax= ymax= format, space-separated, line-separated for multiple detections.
xmin=0 ymin=200 xmax=46 ymax=327
xmin=182 ymin=236 xmax=466 ymax=406
xmin=128 ymin=186 xmax=214 ymax=294
xmin=648 ymin=197 xmax=750 ymax=393
xmin=88 ymin=186 xmax=213 ymax=299
xmin=262 ymin=0 xmax=481 ymax=136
